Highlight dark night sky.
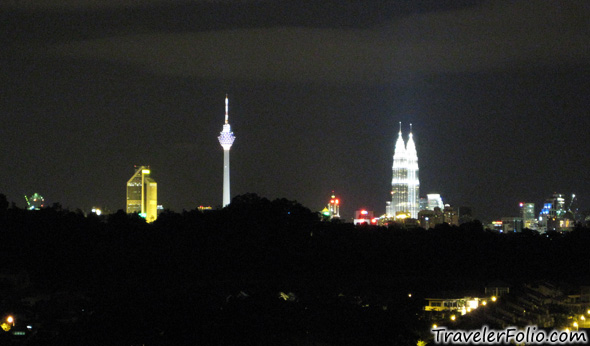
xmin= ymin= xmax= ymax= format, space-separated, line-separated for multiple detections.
xmin=1 ymin=1 xmax=589 ymax=221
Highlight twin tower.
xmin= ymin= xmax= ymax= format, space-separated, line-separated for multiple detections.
xmin=386 ymin=123 xmax=420 ymax=218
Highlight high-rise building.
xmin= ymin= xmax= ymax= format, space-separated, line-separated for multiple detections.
xmin=218 ymin=95 xmax=236 ymax=207
xmin=538 ymin=193 xmax=576 ymax=232
xmin=327 ymin=192 xmax=341 ymax=219
xmin=519 ymin=202 xmax=537 ymax=230
xmin=387 ymin=123 xmax=420 ymax=218
xmin=427 ymin=194 xmax=444 ymax=211
xmin=126 ymin=166 xmax=158 ymax=223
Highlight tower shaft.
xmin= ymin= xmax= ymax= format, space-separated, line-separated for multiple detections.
xmin=223 ymin=149 xmax=231 ymax=207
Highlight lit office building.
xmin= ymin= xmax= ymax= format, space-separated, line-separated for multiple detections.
xmin=126 ymin=166 xmax=158 ymax=223
xmin=427 ymin=194 xmax=444 ymax=211
xmin=538 ymin=193 xmax=574 ymax=232
xmin=519 ymin=202 xmax=537 ymax=230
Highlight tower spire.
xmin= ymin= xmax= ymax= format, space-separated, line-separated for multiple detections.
xmin=399 ymin=121 xmax=402 ymax=134
xmin=225 ymin=94 xmax=229 ymax=124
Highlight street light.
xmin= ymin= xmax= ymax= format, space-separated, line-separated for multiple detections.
xmin=491 ymin=296 xmax=497 ymax=302
xmin=450 ymin=315 xmax=456 ymax=321
xmin=573 ymin=322 xmax=579 ymax=331
xmin=6 ymin=316 xmax=13 ymax=325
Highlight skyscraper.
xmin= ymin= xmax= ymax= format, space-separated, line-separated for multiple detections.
xmin=387 ymin=123 xmax=420 ymax=218
xmin=427 ymin=194 xmax=444 ymax=211
xmin=218 ymin=95 xmax=236 ymax=207
xmin=328 ymin=191 xmax=341 ymax=219
xmin=519 ymin=202 xmax=537 ymax=230
xmin=126 ymin=166 xmax=158 ymax=222
xmin=406 ymin=125 xmax=419 ymax=217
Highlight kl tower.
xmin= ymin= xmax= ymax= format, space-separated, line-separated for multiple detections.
xmin=218 ymin=95 xmax=236 ymax=207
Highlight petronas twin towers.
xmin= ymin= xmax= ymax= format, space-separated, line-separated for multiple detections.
xmin=387 ymin=123 xmax=420 ymax=218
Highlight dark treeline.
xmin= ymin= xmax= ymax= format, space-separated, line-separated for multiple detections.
xmin=1 ymin=193 xmax=589 ymax=345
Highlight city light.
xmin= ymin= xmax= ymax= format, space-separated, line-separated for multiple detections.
xmin=491 ymin=296 xmax=497 ymax=302
xmin=6 ymin=316 xmax=13 ymax=324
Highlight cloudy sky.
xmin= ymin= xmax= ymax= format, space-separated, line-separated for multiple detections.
xmin=1 ymin=0 xmax=589 ymax=220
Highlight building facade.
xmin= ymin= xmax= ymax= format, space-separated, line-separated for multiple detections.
xmin=126 ymin=166 xmax=158 ymax=223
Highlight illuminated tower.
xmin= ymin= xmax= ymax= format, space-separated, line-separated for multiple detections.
xmin=126 ymin=166 xmax=158 ymax=222
xmin=387 ymin=123 xmax=420 ymax=218
xmin=389 ymin=122 xmax=408 ymax=217
xmin=218 ymin=95 xmax=236 ymax=207
xmin=406 ymin=124 xmax=420 ymax=218
xmin=328 ymin=191 xmax=341 ymax=219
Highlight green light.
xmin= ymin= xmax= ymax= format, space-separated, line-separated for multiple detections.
xmin=139 ymin=213 xmax=146 ymax=218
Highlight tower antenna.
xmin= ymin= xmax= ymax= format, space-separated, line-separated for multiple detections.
xmin=225 ymin=94 xmax=229 ymax=124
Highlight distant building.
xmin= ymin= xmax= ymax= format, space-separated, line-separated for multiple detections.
xmin=354 ymin=209 xmax=376 ymax=225
xmin=418 ymin=207 xmax=443 ymax=229
xmin=443 ymin=205 xmax=459 ymax=226
xmin=25 ymin=193 xmax=44 ymax=210
xmin=426 ymin=194 xmax=444 ymax=211
xmin=387 ymin=123 xmax=419 ymax=218
xmin=458 ymin=206 xmax=473 ymax=224
xmin=489 ymin=221 xmax=503 ymax=232
xmin=502 ymin=217 xmax=523 ymax=233
xmin=519 ymin=202 xmax=537 ymax=230
xmin=419 ymin=197 xmax=428 ymax=211
xmin=538 ymin=193 xmax=575 ymax=232
xmin=485 ymin=282 xmax=510 ymax=297
xmin=126 ymin=166 xmax=158 ymax=223
xmin=424 ymin=297 xmax=483 ymax=315
xmin=326 ymin=192 xmax=341 ymax=219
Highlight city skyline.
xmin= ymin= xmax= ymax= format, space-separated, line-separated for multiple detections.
xmin=1 ymin=1 xmax=589 ymax=220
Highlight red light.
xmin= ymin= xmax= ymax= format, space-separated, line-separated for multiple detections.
xmin=335 ymin=199 xmax=339 ymax=204
xmin=371 ymin=218 xmax=378 ymax=224
xmin=519 ymin=202 xmax=524 ymax=207
xmin=361 ymin=210 xmax=368 ymax=215
xmin=330 ymin=199 xmax=334 ymax=204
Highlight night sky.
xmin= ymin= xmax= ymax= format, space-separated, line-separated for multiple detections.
xmin=1 ymin=1 xmax=589 ymax=221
